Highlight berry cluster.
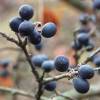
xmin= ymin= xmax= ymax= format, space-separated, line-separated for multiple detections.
xmin=9 ymin=4 xmax=57 ymax=46
xmin=31 ymin=54 xmax=69 ymax=91
xmin=71 ymin=30 xmax=94 ymax=52
xmin=73 ymin=64 xmax=94 ymax=93
xmin=71 ymin=13 xmax=95 ymax=52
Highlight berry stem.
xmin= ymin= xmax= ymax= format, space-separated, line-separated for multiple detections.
xmin=44 ymin=67 xmax=100 ymax=84
xmin=82 ymin=47 xmax=100 ymax=64
xmin=44 ymin=70 xmax=78 ymax=84
xmin=36 ymin=71 xmax=45 ymax=100
xmin=0 ymin=32 xmax=40 ymax=81
xmin=21 ymin=45 xmax=40 ymax=81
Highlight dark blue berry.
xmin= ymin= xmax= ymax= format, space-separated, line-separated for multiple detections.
xmin=35 ymin=42 xmax=43 ymax=51
xmin=77 ymin=33 xmax=89 ymax=46
xmin=79 ymin=65 xmax=94 ymax=79
xmin=42 ymin=22 xmax=57 ymax=38
xmin=28 ymin=30 xmax=41 ymax=45
xmin=93 ymin=55 xmax=100 ymax=66
xmin=31 ymin=54 xmax=48 ymax=67
xmin=42 ymin=60 xmax=55 ymax=72
xmin=54 ymin=56 xmax=69 ymax=72
xmin=44 ymin=81 xmax=56 ymax=91
xmin=9 ymin=17 xmax=23 ymax=32
xmin=73 ymin=77 xmax=89 ymax=93
xmin=19 ymin=4 xmax=34 ymax=20
xmin=19 ymin=21 xmax=33 ymax=36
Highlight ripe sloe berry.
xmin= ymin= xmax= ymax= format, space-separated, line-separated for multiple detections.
xmin=79 ymin=65 xmax=94 ymax=79
xmin=93 ymin=55 xmax=100 ymax=66
xmin=42 ymin=60 xmax=55 ymax=72
xmin=73 ymin=77 xmax=89 ymax=93
xmin=42 ymin=22 xmax=57 ymax=38
xmin=28 ymin=30 xmax=41 ymax=45
xmin=35 ymin=42 xmax=43 ymax=51
xmin=19 ymin=21 xmax=33 ymax=36
xmin=31 ymin=54 xmax=48 ymax=67
xmin=77 ymin=33 xmax=89 ymax=46
xmin=44 ymin=81 xmax=56 ymax=91
xmin=19 ymin=4 xmax=34 ymax=20
xmin=54 ymin=56 xmax=69 ymax=72
xmin=9 ymin=17 xmax=23 ymax=32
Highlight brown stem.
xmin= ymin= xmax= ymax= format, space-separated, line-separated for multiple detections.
xmin=21 ymin=46 xmax=40 ymax=81
xmin=36 ymin=71 xmax=45 ymax=100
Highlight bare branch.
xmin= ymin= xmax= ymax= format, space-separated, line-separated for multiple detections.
xmin=0 ymin=32 xmax=19 ymax=46
xmin=82 ymin=47 xmax=100 ymax=64
xmin=44 ymin=67 xmax=100 ymax=84
xmin=43 ymin=70 xmax=78 ymax=84
xmin=0 ymin=87 xmax=35 ymax=98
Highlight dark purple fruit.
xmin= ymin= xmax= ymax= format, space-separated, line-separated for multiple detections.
xmin=44 ymin=81 xmax=56 ymax=91
xmin=79 ymin=65 xmax=94 ymax=79
xmin=31 ymin=54 xmax=48 ymax=67
xmin=42 ymin=22 xmax=57 ymax=38
xmin=73 ymin=77 xmax=89 ymax=93
xmin=9 ymin=17 xmax=23 ymax=32
xmin=19 ymin=21 xmax=33 ymax=36
xmin=19 ymin=4 xmax=34 ymax=20
xmin=54 ymin=56 xmax=69 ymax=72
xmin=42 ymin=60 xmax=55 ymax=72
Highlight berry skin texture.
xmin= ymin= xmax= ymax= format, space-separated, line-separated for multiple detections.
xmin=54 ymin=56 xmax=69 ymax=72
xmin=79 ymin=65 xmax=94 ymax=79
xmin=77 ymin=33 xmax=89 ymax=46
xmin=9 ymin=17 xmax=23 ymax=32
xmin=93 ymin=56 xmax=100 ymax=66
xmin=44 ymin=81 xmax=56 ymax=91
xmin=42 ymin=22 xmax=57 ymax=38
xmin=42 ymin=60 xmax=55 ymax=72
xmin=28 ymin=30 xmax=41 ymax=45
xmin=19 ymin=21 xmax=33 ymax=36
xmin=31 ymin=54 xmax=48 ymax=67
xmin=73 ymin=77 xmax=89 ymax=93
xmin=19 ymin=4 xmax=34 ymax=20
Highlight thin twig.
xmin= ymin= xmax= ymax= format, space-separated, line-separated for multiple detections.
xmin=36 ymin=71 xmax=45 ymax=100
xmin=44 ymin=67 xmax=100 ymax=84
xmin=82 ymin=47 xmax=100 ymax=64
xmin=44 ymin=70 xmax=78 ymax=84
xmin=0 ymin=32 xmax=19 ymax=46
xmin=21 ymin=44 xmax=40 ymax=81
xmin=0 ymin=87 xmax=35 ymax=98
